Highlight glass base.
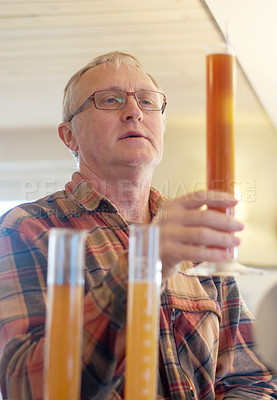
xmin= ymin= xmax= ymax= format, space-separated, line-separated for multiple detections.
xmin=185 ymin=258 xmax=265 ymax=276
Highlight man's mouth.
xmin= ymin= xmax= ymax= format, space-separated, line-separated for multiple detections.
xmin=119 ymin=131 xmax=146 ymax=140
xmin=125 ymin=134 xmax=141 ymax=138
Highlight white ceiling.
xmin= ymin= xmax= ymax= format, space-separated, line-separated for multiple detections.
xmin=0 ymin=0 xmax=277 ymax=267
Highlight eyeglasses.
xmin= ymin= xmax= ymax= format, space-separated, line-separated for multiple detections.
xmin=66 ymin=89 xmax=167 ymax=122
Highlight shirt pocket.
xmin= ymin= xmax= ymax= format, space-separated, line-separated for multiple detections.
xmin=165 ymin=271 xmax=222 ymax=397
xmin=172 ymin=306 xmax=221 ymax=398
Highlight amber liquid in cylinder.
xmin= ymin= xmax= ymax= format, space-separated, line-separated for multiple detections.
xmin=125 ymin=281 xmax=159 ymax=400
xmin=206 ymin=52 xmax=235 ymax=256
xmin=207 ymin=53 xmax=235 ymax=207
xmin=44 ymin=284 xmax=83 ymax=400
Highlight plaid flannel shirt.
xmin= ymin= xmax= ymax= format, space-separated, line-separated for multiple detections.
xmin=0 ymin=171 xmax=276 ymax=400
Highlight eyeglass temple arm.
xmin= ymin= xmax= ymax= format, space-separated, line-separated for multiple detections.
xmin=67 ymin=96 xmax=94 ymax=122
xmin=162 ymin=97 xmax=167 ymax=114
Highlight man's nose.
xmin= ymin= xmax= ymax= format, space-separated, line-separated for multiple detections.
xmin=122 ymin=94 xmax=143 ymax=121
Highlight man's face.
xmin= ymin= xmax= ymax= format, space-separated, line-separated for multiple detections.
xmin=67 ymin=62 xmax=164 ymax=179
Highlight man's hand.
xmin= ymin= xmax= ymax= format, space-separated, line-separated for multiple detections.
xmin=153 ymin=191 xmax=244 ymax=280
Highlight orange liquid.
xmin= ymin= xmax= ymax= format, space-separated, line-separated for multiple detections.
xmin=125 ymin=281 xmax=159 ymax=400
xmin=206 ymin=53 xmax=235 ymax=215
xmin=44 ymin=284 xmax=83 ymax=400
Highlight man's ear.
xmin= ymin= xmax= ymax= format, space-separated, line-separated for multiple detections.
xmin=58 ymin=122 xmax=79 ymax=152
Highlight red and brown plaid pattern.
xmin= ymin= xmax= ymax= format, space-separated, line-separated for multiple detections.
xmin=0 ymin=172 xmax=276 ymax=399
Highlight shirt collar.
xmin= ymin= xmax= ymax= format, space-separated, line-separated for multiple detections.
xmin=65 ymin=171 xmax=167 ymax=217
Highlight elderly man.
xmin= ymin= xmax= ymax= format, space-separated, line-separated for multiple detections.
xmin=0 ymin=51 xmax=276 ymax=399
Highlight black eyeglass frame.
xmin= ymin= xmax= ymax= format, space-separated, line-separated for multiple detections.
xmin=66 ymin=89 xmax=167 ymax=122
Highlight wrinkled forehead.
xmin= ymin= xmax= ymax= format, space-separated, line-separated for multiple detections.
xmin=76 ymin=62 xmax=158 ymax=98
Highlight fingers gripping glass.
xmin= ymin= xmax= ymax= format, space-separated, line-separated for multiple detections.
xmin=66 ymin=90 xmax=167 ymax=122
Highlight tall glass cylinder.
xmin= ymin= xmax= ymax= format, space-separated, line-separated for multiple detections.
xmin=44 ymin=228 xmax=87 ymax=400
xmin=206 ymin=43 xmax=235 ymax=257
xmin=125 ymin=224 xmax=162 ymax=400
xmin=186 ymin=42 xmax=263 ymax=276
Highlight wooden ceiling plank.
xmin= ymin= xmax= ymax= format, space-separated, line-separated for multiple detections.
xmin=1 ymin=1 xmax=204 ymax=17
xmin=0 ymin=7 xmax=208 ymax=31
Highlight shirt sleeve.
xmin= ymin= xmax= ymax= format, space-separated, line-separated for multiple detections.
xmin=214 ymin=276 xmax=277 ymax=399
xmin=0 ymin=226 xmax=128 ymax=400
xmin=0 ymin=226 xmax=47 ymax=400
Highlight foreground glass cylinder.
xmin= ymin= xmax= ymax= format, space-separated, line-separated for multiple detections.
xmin=125 ymin=224 xmax=162 ymax=400
xmin=44 ymin=228 xmax=87 ymax=400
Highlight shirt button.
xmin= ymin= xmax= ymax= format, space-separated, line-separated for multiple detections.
xmin=167 ymin=348 xmax=173 ymax=357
